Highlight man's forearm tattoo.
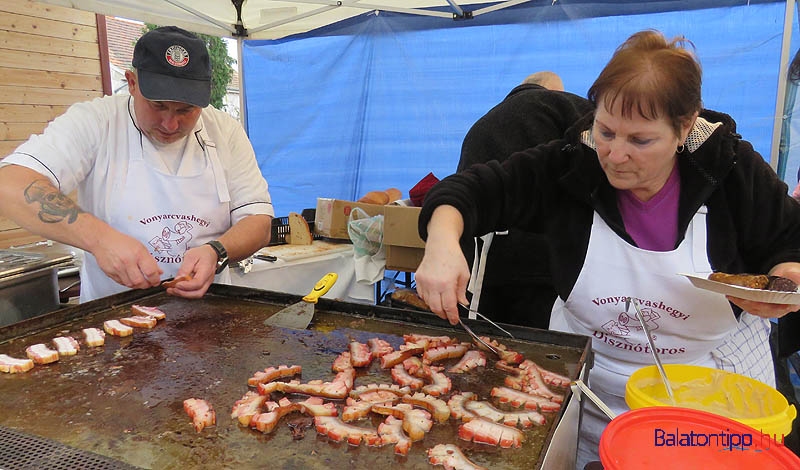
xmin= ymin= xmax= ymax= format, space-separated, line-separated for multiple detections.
xmin=23 ymin=179 xmax=84 ymax=224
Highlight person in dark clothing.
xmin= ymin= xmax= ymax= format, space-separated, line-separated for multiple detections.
xmin=457 ymin=71 xmax=593 ymax=328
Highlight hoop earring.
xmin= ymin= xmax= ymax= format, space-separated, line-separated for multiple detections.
xmin=677 ymin=144 xmax=685 ymax=154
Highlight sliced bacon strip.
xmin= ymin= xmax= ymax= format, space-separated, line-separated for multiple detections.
xmin=251 ymin=397 xmax=300 ymax=433
xmin=332 ymin=351 xmax=353 ymax=372
xmin=103 ymin=320 xmax=133 ymax=337
xmin=349 ymin=341 xmax=372 ymax=367
xmin=0 ymin=354 xmax=34 ymax=373
xmin=349 ymin=383 xmax=410 ymax=400
xmin=403 ymin=334 xmax=457 ymax=349
xmin=231 ymin=391 xmax=267 ymax=426
xmin=428 ymin=444 xmax=487 ymax=470
xmin=391 ymin=364 xmax=424 ymax=390
xmin=367 ymin=338 xmax=393 ymax=357
xmin=258 ymin=368 xmax=354 ymax=399
xmin=25 ymin=343 xmax=59 ymax=364
xmin=495 ymin=360 xmax=522 ymax=375
xmin=161 ymin=274 xmax=192 ymax=289
xmin=184 ymin=398 xmax=215 ymax=432
xmin=449 ymin=350 xmax=486 ymax=374
xmin=248 ymin=364 xmax=302 ymax=387
xmin=491 ymin=386 xmax=561 ymax=412
xmin=458 ymin=418 xmax=524 ymax=448
xmin=447 ymin=392 xmax=478 ymax=420
xmin=403 ymin=356 xmax=424 ymax=376
xmin=380 ymin=342 xmax=425 ymax=368
xmin=131 ymin=304 xmax=166 ymax=320
xmin=82 ymin=328 xmax=106 ymax=347
xmin=423 ymin=343 xmax=470 ymax=364
xmin=314 ymin=416 xmax=381 ymax=446
xmin=477 ymin=337 xmax=523 ymax=364
xmin=378 ymin=416 xmax=412 ymax=456
xmin=120 ymin=316 xmax=157 ymax=329
xmin=401 ymin=392 xmax=450 ymax=423
xmin=520 ymin=359 xmax=571 ymax=387
xmin=422 ymin=366 xmax=452 ymax=396
xmin=506 ymin=361 xmax=564 ymax=403
xmin=52 ymin=336 xmax=80 ymax=356
xmin=342 ymin=398 xmax=375 ymax=422
xmin=371 ymin=403 xmax=432 ymax=441
xmin=297 ymin=396 xmax=338 ymax=417
xmin=464 ymin=400 xmax=545 ymax=427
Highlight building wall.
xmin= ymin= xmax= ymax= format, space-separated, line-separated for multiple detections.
xmin=0 ymin=0 xmax=105 ymax=247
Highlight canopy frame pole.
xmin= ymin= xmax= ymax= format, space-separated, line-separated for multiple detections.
xmin=473 ymin=0 xmax=532 ymax=17
xmin=163 ymin=0 xmax=236 ymax=34
xmin=771 ymin=0 xmax=796 ymax=170
xmin=237 ymin=37 xmax=247 ymax=130
xmin=280 ymin=0 xmax=453 ymax=18
xmin=445 ymin=0 xmax=465 ymax=17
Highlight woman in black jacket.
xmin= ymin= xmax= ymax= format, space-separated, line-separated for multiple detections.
xmin=416 ymin=30 xmax=800 ymax=467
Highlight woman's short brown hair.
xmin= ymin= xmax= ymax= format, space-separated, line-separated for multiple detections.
xmin=587 ymin=30 xmax=702 ymax=136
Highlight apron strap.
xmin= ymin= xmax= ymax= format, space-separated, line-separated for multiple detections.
xmin=691 ymin=205 xmax=711 ymax=273
xmin=197 ymin=127 xmax=231 ymax=204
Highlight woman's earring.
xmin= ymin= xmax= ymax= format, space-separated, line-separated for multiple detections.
xmin=677 ymin=144 xmax=685 ymax=154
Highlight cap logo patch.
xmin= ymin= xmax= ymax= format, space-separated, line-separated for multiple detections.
xmin=165 ymin=45 xmax=189 ymax=67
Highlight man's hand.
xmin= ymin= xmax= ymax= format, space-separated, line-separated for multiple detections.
xmin=91 ymin=228 xmax=162 ymax=289
xmin=727 ymin=262 xmax=800 ymax=319
xmin=166 ymin=244 xmax=218 ymax=299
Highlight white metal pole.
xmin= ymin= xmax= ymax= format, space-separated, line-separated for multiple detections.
xmin=237 ymin=36 xmax=248 ymax=132
xmin=770 ymin=0 xmax=796 ymax=170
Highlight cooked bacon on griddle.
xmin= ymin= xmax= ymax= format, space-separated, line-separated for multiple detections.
xmin=25 ymin=343 xmax=59 ymax=364
xmin=449 ymin=350 xmax=486 ymax=374
xmin=477 ymin=337 xmax=523 ymax=364
xmin=391 ymin=364 xmax=424 ymax=390
xmin=314 ymin=416 xmax=381 ymax=446
xmin=378 ymin=416 xmax=412 ymax=456
xmin=422 ymin=366 xmax=452 ymax=396
xmin=332 ymin=351 xmax=353 ymax=372
xmin=403 ymin=334 xmax=457 ymax=349
xmin=495 ymin=360 xmax=522 ymax=375
xmin=520 ymin=360 xmax=571 ymax=387
xmin=247 ymin=364 xmax=302 ymax=387
xmin=348 ymin=341 xmax=372 ymax=367
xmin=401 ymin=392 xmax=450 ymax=423
xmin=506 ymin=360 xmax=564 ymax=403
xmin=458 ymin=418 xmax=524 ymax=448
xmin=491 ymin=386 xmax=561 ymax=412
xmin=380 ymin=342 xmax=425 ymax=368
xmin=428 ymin=444 xmax=487 ymax=470
xmin=403 ymin=356 xmax=424 ymax=376
xmin=131 ymin=304 xmax=166 ymax=320
xmin=349 ymin=383 xmax=410 ymax=400
xmin=447 ymin=392 xmax=478 ymax=420
xmin=251 ymin=397 xmax=301 ymax=433
xmin=370 ymin=403 xmax=432 ymax=441
xmin=52 ymin=336 xmax=80 ymax=356
xmin=367 ymin=338 xmax=393 ymax=357
xmin=464 ymin=400 xmax=545 ymax=427
xmin=82 ymin=328 xmax=105 ymax=347
xmin=423 ymin=343 xmax=470 ymax=364
xmin=342 ymin=398 xmax=375 ymax=422
xmin=103 ymin=320 xmax=133 ymax=337
xmin=231 ymin=391 xmax=267 ymax=426
xmin=183 ymin=398 xmax=215 ymax=432
xmin=120 ymin=316 xmax=157 ymax=329
xmin=0 ymin=354 xmax=34 ymax=373
xmin=258 ymin=368 xmax=354 ymax=399
xmin=296 ymin=396 xmax=338 ymax=417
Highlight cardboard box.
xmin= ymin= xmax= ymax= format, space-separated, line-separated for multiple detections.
xmin=383 ymin=205 xmax=425 ymax=272
xmin=314 ymin=198 xmax=385 ymax=239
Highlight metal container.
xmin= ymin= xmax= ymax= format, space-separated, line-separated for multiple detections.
xmin=0 ymin=249 xmax=73 ymax=327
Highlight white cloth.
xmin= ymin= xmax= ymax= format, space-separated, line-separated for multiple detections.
xmin=550 ymin=207 xmax=775 ymax=469
xmin=3 ymin=95 xmax=274 ymax=301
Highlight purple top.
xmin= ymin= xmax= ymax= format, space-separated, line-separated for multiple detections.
xmin=616 ymin=163 xmax=680 ymax=251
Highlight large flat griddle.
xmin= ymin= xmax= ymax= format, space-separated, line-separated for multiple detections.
xmin=0 ymin=284 xmax=592 ymax=470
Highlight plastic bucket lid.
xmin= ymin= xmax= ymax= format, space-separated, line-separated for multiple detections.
xmin=599 ymin=407 xmax=800 ymax=470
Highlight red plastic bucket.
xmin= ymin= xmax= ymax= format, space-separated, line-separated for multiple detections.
xmin=599 ymin=407 xmax=800 ymax=470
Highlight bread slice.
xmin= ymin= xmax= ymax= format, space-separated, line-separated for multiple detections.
xmin=288 ymin=212 xmax=313 ymax=245
xmin=384 ymin=188 xmax=402 ymax=203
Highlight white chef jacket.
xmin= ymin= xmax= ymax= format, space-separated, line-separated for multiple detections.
xmin=3 ymin=94 xmax=274 ymax=300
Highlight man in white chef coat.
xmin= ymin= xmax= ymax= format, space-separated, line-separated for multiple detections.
xmin=0 ymin=26 xmax=274 ymax=302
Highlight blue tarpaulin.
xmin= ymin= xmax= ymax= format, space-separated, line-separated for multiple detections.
xmin=243 ymin=1 xmax=793 ymax=216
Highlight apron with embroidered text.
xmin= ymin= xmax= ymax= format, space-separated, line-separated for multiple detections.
xmin=80 ymin=118 xmax=232 ymax=302
xmin=549 ymin=207 xmax=775 ymax=468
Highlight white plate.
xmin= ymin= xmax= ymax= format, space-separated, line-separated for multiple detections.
xmin=679 ymin=273 xmax=800 ymax=305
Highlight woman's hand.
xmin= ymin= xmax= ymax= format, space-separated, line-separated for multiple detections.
xmin=415 ymin=206 xmax=470 ymax=325
xmin=727 ymin=262 xmax=800 ymax=319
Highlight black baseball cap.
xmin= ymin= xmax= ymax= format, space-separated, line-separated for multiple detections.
xmin=132 ymin=26 xmax=211 ymax=108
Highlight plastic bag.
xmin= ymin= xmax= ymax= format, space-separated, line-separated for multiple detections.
xmin=348 ymin=207 xmax=384 ymax=257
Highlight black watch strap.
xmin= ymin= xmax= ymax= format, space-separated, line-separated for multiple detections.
xmin=205 ymin=240 xmax=229 ymax=274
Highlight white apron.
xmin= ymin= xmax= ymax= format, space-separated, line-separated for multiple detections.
xmin=550 ymin=208 xmax=775 ymax=468
xmin=80 ymin=118 xmax=233 ymax=302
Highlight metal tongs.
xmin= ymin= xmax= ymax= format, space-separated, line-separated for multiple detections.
xmin=456 ymin=303 xmax=514 ymax=358
xmin=626 ymin=297 xmax=676 ymax=405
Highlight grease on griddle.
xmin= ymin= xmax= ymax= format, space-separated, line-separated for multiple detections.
xmin=287 ymin=416 xmax=313 ymax=440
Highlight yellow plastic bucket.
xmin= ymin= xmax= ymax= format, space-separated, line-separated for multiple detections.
xmin=625 ymin=364 xmax=796 ymax=438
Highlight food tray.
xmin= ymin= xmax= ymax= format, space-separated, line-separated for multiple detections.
xmin=680 ymin=273 xmax=800 ymax=305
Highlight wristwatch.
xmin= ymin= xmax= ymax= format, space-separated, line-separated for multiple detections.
xmin=205 ymin=240 xmax=229 ymax=274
